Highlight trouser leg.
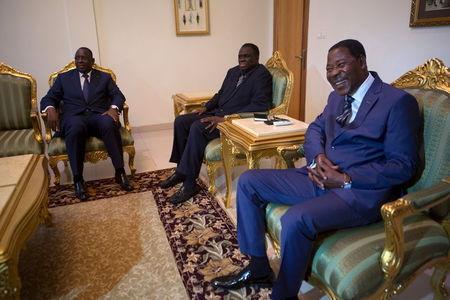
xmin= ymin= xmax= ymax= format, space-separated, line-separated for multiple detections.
xmin=62 ymin=115 xmax=88 ymax=179
xmin=169 ymin=113 xmax=205 ymax=164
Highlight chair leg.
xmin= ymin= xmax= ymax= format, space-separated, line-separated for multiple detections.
xmin=206 ymin=162 xmax=217 ymax=195
xmin=49 ymin=158 xmax=61 ymax=185
xmin=431 ymin=261 xmax=450 ymax=300
xmin=126 ymin=147 xmax=136 ymax=176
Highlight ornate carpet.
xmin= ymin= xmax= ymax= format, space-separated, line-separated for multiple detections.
xmin=20 ymin=169 xmax=271 ymax=299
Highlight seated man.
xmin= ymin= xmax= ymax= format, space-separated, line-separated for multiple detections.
xmin=41 ymin=47 xmax=132 ymax=201
xmin=160 ymin=43 xmax=273 ymax=204
xmin=211 ymin=39 xmax=421 ymax=299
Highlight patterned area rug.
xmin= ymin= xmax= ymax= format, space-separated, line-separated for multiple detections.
xmin=23 ymin=169 xmax=271 ymax=299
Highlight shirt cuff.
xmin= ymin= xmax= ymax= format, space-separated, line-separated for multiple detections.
xmin=42 ymin=106 xmax=55 ymax=113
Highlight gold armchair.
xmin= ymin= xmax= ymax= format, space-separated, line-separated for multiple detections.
xmin=266 ymin=58 xmax=450 ymax=299
xmin=204 ymin=51 xmax=294 ymax=195
xmin=0 ymin=63 xmax=44 ymax=157
xmin=42 ymin=62 xmax=136 ymax=184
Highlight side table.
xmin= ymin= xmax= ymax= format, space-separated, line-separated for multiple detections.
xmin=172 ymin=92 xmax=215 ymax=117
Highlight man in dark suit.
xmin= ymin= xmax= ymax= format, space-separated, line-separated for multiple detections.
xmin=211 ymin=39 xmax=421 ymax=299
xmin=160 ymin=43 xmax=273 ymax=204
xmin=41 ymin=47 xmax=131 ymax=200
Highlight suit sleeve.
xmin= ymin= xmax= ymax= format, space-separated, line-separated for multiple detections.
xmin=230 ymin=68 xmax=272 ymax=114
xmin=40 ymin=75 xmax=63 ymax=111
xmin=347 ymin=94 xmax=420 ymax=189
xmin=106 ymin=74 xmax=126 ymax=110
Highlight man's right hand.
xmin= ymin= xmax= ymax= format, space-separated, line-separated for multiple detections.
xmin=193 ymin=107 xmax=207 ymax=115
xmin=46 ymin=107 xmax=60 ymax=131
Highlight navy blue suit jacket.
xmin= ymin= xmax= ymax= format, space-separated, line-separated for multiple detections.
xmin=302 ymin=72 xmax=420 ymax=220
xmin=40 ymin=69 xmax=125 ymax=118
xmin=204 ymin=64 xmax=272 ymax=116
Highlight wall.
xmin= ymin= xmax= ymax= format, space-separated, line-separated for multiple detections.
xmin=0 ymin=0 xmax=274 ymax=127
xmin=305 ymin=0 xmax=450 ymax=122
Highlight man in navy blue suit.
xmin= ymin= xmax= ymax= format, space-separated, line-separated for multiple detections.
xmin=211 ymin=39 xmax=421 ymax=299
xmin=160 ymin=43 xmax=273 ymax=204
xmin=41 ymin=47 xmax=131 ymax=200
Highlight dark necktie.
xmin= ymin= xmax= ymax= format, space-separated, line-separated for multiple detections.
xmin=336 ymin=95 xmax=354 ymax=126
xmin=82 ymin=73 xmax=90 ymax=101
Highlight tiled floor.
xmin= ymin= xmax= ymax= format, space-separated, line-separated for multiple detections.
xmin=55 ymin=127 xmax=448 ymax=300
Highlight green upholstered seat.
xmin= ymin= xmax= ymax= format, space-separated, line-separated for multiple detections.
xmin=0 ymin=63 xmax=44 ymax=157
xmin=265 ymin=58 xmax=450 ymax=299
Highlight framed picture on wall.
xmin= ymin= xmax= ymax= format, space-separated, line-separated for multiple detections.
xmin=410 ymin=0 xmax=450 ymax=27
xmin=174 ymin=0 xmax=210 ymax=36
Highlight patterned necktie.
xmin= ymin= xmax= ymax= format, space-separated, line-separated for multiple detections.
xmin=82 ymin=73 xmax=90 ymax=101
xmin=336 ymin=95 xmax=354 ymax=126
xmin=236 ymin=74 xmax=245 ymax=88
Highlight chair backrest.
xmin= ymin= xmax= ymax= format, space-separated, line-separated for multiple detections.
xmin=48 ymin=61 xmax=117 ymax=87
xmin=265 ymin=51 xmax=294 ymax=115
xmin=0 ymin=63 xmax=37 ymax=130
xmin=392 ymin=58 xmax=449 ymax=194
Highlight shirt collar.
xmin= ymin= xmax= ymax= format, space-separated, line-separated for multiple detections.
xmin=79 ymin=70 xmax=92 ymax=80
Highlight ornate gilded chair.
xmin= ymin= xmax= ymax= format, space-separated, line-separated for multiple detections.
xmin=0 ymin=63 xmax=44 ymax=157
xmin=205 ymin=51 xmax=294 ymax=195
xmin=42 ymin=62 xmax=136 ymax=184
xmin=266 ymin=58 xmax=450 ymax=299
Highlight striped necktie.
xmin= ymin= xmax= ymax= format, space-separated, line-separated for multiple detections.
xmin=336 ymin=95 xmax=354 ymax=126
xmin=82 ymin=73 xmax=90 ymax=101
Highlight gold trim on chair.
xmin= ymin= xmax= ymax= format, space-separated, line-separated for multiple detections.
xmin=43 ymin=62 xmax=136 ymax=184
xmin=0 ymin=63 xmax=44 ymax=145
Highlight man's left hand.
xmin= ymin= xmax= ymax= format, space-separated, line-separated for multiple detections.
xmin=102 ymin=107 xmax=120 ymax=123
xmin=309 ymin=154 xmax=346 ymax=189
xmin=200 ymin=116 xmax=225 ymax=132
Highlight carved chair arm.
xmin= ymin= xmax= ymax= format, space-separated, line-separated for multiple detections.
xmin=40 ymin=112 xmax=53 ymax=144
xmin=122 ymin=103 xmax=131 ymax=132
xmin=276 ymin=145 xmax=304 ymax=169
xmin=30 ymin=111 xmax=44 ymax=144
xmin=380 ymin=177 xmax=450 ymax=283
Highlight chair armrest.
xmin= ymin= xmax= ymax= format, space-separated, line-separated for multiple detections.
xmin=122 ymin=103 xmax=131 ymax=132
xmin=277 ymin=145 xmax=304 ymax=169
xmin=380 ymin=177 xmax=450 ymax=281
xmin=30 ymin=110 xmax=44 ymax=144
xmin=40 ymin=112 xmax=53 ymax=144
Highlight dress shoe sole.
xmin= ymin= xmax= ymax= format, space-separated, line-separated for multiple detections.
xmin=170 ymin=186 xmax=200 ymax=205
xmin=212 ymin=279 xmax=273 ymax=290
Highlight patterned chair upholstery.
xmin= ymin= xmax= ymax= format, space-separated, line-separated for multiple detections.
xmin=266 ymin=58 xmax=450 ymax=299
xmin=205 ymin=51 xmax=294 ymax=195
xmin=0 ymin=63 xmax=44 ymax=157
xmin=42 ymin=62 xmax=136 ymax=184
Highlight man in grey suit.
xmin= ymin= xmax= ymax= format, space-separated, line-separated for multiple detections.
xmin=211 ymin=39 xmax=420 ymax=300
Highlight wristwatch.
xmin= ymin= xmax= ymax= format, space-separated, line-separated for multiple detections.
xmin=341 ymin=173 xmax=352 ymax=189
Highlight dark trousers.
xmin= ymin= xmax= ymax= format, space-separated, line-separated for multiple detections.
xmin=236 ymin=169 xmax=371 ymax=299
xmin=169 ymin=112 xmax=220 ymax=178
xmin=62 ymin=112 xmax=124 ymax=179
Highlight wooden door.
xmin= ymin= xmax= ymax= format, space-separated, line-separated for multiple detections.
xmin=273 ymin=0 xmax=309 ymax=121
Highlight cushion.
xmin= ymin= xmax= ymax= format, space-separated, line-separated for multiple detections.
xmin=0 ymin=129 xmax=43 ymax=157
xmin=0 ymin=74 xmax=33 ymax=130
xmin=266 ymin=203 xmax=450 ymax=299
xmin=48 ymin=127 xmax=134 ymax=156
xmin=268 ymin=67 xmax=287 ymax=108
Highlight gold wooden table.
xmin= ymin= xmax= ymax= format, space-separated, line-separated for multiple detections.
xmin=0 ymin=154 xmax=49 ymax=298
xmin=172 ymin=92 xmax=215 ymax=117
xmin=217 ymin=115 xmax=308 ymax=207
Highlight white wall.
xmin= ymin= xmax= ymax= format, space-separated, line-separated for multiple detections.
xmin=306 ymin=0 xmax=450 ymax=122
xmin=0 ymin=0 xmax=273 ymax=127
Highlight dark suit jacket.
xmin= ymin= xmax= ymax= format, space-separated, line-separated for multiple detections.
xmin=40 ymin=69 xmax=125 ymax=117
xmin=204 ymin=64 xmax=272 ymax=116
xmin=302 ymin=72 xmax=420 ymax=220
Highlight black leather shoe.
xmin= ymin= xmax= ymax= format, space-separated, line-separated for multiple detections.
xmin=74 ymin=181 xmax=87 ymax=201
xmin=170 ymin=184 xmax=200 ymax=205
xmin=211 ymin=266 xmax=274 ymax=290
xmin=160 ymin=172 xmax=184 ymax=189
xmin=115 ymin=172 xmax=132 ymax=191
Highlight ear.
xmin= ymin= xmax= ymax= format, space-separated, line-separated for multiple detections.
xmin=359 ymin=56 xmax=367 ymax=70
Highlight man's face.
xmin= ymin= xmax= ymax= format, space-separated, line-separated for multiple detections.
xmin=326 ymin=47 xmax=367 ymax=96
xmin=238 ymin=46 xmax=258 ymax=71
xmin=74 ymin=48 xmax=94 ymax=74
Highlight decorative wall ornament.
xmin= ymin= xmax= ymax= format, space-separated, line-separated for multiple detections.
xmin=410 ymin=0 xmax=450 ymax=27
xmin=174 ymin=0 xmax=210 ymax=35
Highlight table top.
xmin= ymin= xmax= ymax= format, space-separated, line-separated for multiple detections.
xmin=174 ymin=92 xmax=215 ymax=102
xmin=231 ymin=115 xmax=308 ymax=138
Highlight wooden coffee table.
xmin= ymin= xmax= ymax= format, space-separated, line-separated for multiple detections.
xmin=172 ymin=92 xmax=214 ymax=117
xmin=0 ymin=154 xmax=49 ymax=298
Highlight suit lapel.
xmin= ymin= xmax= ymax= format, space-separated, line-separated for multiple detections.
xmin=87 ymin=69 xmax=100 ymax=102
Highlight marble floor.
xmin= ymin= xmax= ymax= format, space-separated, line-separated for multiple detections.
xmin=54 ymin=127 xmax=448 ymax=300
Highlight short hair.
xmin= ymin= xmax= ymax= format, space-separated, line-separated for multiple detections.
xmin=241 ymin=43 xmax=260 ymax=58
xmin=329 ymin=39 xmax=366 ymax=59
xmin=76 ymin=47 xmax=93 ymax=59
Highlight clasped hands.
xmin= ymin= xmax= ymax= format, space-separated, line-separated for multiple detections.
xmin=308 ymin=154 xmax=347 ymax=190
xmin=193 ymin=107 xmax=224 ymax=132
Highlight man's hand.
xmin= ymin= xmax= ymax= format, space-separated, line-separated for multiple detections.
xmin=193 ymin=107 xmax=207 ymax=115
xmin=200 ymin=116 xmax=225 ymax=132
xmin=308 ymin=154 xmax=346 ymax=189
xmin=102 ymin=107 xmax=120 ymax=123
xmin=46 ymin=107 xmax=60 ymax=131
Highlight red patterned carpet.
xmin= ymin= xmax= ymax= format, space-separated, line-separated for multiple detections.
xmin=40 ymin=169 xmax=271 ymax=299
